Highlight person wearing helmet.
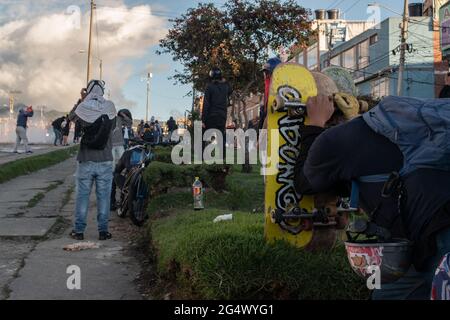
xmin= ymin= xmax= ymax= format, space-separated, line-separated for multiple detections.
xmin=202 ymin=67 xmax=233 ymax=158
xmin=260 ymin=57 xmax=282 ymax=130
xmin=110 ymin=108 xmax=133 ymax=211
xmin=68 ymin=79 xmax=117 ymax=241
xmin=294 ymin=94 xmax=450 ymax=300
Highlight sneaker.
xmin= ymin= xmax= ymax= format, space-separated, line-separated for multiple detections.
xmin=69 ymin=230 xmax=84 ymax=241
xmin=26 ymin=150 xmax=33 ymax=154
xmin=99 ymin=232 xmax=112 ymax=241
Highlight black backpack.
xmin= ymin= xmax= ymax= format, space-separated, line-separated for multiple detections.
xmin=81 ymin=115 xmax=114 ymax=150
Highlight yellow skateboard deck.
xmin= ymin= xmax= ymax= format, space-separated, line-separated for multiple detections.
xmin=264 ymin=63 xmax=317 ymax=248
xmin=264 ymin=63 xmax=344 ymax=249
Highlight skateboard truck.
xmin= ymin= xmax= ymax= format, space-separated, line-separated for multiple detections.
xmin=271 ymin=207 xmax=337 ymax=235
xmin=272 ymin=96 xmax=307 ymax=117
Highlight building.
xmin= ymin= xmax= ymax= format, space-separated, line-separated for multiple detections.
xmin=319 ymin=13 xmax=446 ymax=99
xmin=294 ymin=9 xmax=377 ymax=70
xmin=228 ymin=93 xmax=262 ymax=128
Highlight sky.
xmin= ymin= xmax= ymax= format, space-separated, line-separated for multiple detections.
xmin=0 ymin=0 xmax=405 ymax=121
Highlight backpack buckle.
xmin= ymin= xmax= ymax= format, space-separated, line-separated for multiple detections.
xmin=381 ymin=172 xmax=402 ymax=198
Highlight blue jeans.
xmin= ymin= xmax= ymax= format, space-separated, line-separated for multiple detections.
xmin=372 ymin=227 xmax=450 ymax=300
xmin=53 ymin=128 xmax=62 ymax=145
xmin=74 ymin=161 xmax=113 ymax=234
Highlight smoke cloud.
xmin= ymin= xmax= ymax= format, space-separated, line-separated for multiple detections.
xmin=0 ymin=1 xmax=168 ymax=113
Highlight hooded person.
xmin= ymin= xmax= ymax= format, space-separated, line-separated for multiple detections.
xmin=68 ymin=79 xmax=117 ymax=241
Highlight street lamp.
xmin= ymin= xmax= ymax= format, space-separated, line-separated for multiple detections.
xmin=79 ymin=50 xmax=103 ymax=81
xmin=140 ymin=72 xmax=153 ymax=123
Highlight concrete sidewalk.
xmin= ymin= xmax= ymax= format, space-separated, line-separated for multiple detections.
xmin=0 ymin=157 xmax=144 ymax=300
xmin=0 ymin=143 xmax=74 ymax=166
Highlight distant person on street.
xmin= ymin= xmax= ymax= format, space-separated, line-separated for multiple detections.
xmin=142 ymin=123 xmax=157 ymax=144
xmin=155 ymin=120 xmax=162 ymax=143
xmin=137 ymin=120 xmax=145 ymax=138
xmin=61 ymin=115 xmax=71 ymax=146
xmin=202 ymin=67 xmax=233 ymax=158
xmin=51 ymin=116 xmax=65 ymax=146
xmin=111 ymin=108 xmax=133 ymax=211
xmin=13 ymin=106 xmax=34 ymax=154
xmin=68 ymin=80 xmax=117 ymax=241
xmin=167 ymin=116 xmax=177 ymax=140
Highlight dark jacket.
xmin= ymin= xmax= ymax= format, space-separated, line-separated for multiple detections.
xmin=16 ymin=109 xmax=34 ymax=128
xmin=52 ymin=117 xmax=65 ymax=130
xmin=62 ymin=119 xmax=71 ymax=136
xmin=294 ymin=117 xmax=450 ymax=270
xmin=202 ymin=80 xmax=232 ymax=124
xmin=167 ymin=118 xmax=177 ymax=132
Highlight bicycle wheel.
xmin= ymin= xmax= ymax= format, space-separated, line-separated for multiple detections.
xmin=128 ymin=169 xmax=149 ymax=227
xmin=117 ymin=169 xmax=137 ymax=218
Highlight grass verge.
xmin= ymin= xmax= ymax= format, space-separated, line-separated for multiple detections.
xmin=145 ymin=163 xmax=369 ymax=300
xmin=0 ymin=146 xmax=79 ymax=184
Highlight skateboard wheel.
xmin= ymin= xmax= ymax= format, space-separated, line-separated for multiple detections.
xmin=273 ymin=96 xmax=284 ymax=111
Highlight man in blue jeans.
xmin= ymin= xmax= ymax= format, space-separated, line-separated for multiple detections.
xmin=68 ymin=80 xmax=117 ymax=241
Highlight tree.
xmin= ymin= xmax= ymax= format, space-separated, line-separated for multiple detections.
xmin=158 ymin=0 xmax=313 ymax=127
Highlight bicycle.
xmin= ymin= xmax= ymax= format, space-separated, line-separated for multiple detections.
xmin=117 ymin=140 xmax=154 ymax=227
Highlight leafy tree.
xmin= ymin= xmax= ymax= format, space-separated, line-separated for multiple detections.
xmin=158 ymin=0 xmax=313 ymax=127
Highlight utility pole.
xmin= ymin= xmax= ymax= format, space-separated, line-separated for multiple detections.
xmin=397 ymin=0 xmax=409 ymax=96
xmin=145 ymin=72 xmax=152 ymax=123
xmin=86 ymin=0 xmax=95 ymax=85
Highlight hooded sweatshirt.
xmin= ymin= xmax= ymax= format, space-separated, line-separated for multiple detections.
xmin=69 ymin=82 xmax=117 ymax=163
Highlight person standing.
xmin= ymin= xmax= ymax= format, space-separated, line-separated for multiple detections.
xmin=68 ymin=80 xmax=117 ymax=241
xmin=167 ymin=116 xmax=177 ymax=140
xmin=202 ymin=67 xmax=233 ymax=158
xmin=51 ymin=116 xmax=65 ymax=146
xmin=110 ymin=109 xmax=133 ymax=211
xmin=155 ymin=120 xmax=162 ymax=144
xmin=61 ymin=115 xmax=71 ymax=146
xmin=13 ymin=106 xmax=34 ymax=154
xmin=72 ymin=88 xmax=87 ymax=144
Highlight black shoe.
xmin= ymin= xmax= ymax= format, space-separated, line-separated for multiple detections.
xmin=99 ymin=232 xmax=112 ymax=241
xmin=69 ymin=230 xmax=84 ymax=240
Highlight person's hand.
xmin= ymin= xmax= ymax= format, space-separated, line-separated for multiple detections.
xmin=202 ymin=122 xmax=206 ymax=129
xmin=306 ymin=95 xmax=334 ymax=128
xmin=334 ymin=93 xmax=359 ymax=120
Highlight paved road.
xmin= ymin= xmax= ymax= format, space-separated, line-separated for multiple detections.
xmin=0 ymin=143 xmax=74 ymax=166
xmin=0 ymin=157 xmax=144 ymax=300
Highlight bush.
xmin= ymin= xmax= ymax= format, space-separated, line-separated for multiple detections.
xmin=150 ymin=210 xmax=369 ymax=300
xmin=143 ymin=161 xmax=232 ymax=194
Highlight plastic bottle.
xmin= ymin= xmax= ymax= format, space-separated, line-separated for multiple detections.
xmin=193 ymin=177 xmax=204 ymax=210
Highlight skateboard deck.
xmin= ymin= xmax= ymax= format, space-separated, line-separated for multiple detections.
xmin=264 ymin=63 xmax=343 ymax=250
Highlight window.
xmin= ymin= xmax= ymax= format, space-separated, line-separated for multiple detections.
xmin=358 ymin=39 xmax=370 ymax=69
xmin=330 ymin=54 xmax=341 ymax=67
xmin=342 ymin=47 xmax=356 ymax=70
xmin=369 ymin=34 xmax=378 ymax=46
xmin=371 ymin=77 xmax=390 ymax=98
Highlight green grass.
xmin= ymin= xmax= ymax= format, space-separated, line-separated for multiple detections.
xmin=146 ymin=163 xmax=369 ymax=300
xmin=0 ymin=146 xmax=78 ymax=184
xmin=149 ymin=209 xmax=369 ymax=300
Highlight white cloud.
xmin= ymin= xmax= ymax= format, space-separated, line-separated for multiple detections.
xmin=0 ymin=3 xmax=168 ymax=112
